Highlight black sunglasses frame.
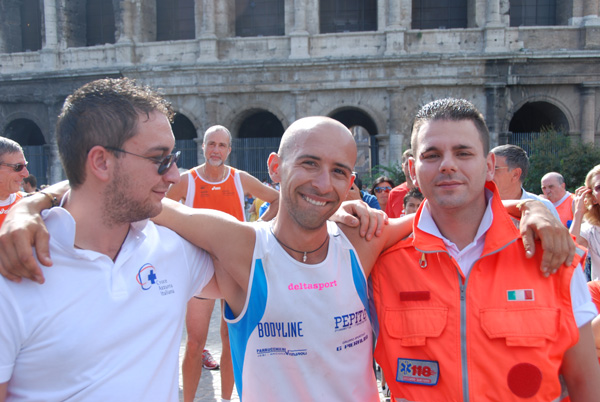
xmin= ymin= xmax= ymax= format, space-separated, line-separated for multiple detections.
xmin=104 ymin=146 xmax=180 ymax=175
xmin=0 ymin=162 xmax=28 ymax=172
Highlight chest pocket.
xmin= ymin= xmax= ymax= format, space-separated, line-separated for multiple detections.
xmin=383 ymin=307 xmax=448 ymax=347
xmin=480 ymin=307 xmax=560 ymax=347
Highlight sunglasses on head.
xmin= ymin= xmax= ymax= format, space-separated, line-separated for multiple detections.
xmin=374 ymin=186 xmax=392 ymax=193
xmin=0 ymin=162 xmax=28 ymax=172
xmin=104 ymin=146 xmax=180 ymax=175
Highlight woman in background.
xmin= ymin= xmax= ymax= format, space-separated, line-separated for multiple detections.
xmin=370 ymin=176 xmax=395 ymax=213
xmin=569 ymin=164 xmax=600 ymax=281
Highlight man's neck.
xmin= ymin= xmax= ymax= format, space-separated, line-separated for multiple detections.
xmin=0 ymin=191 xmax=12 ymax=202
xmin=200 ymin=163 xmax=228 ymax=182
xmin=65 ymin=189 xmax=130 ymax=261
xmin=427 ymin=196 xmax=487 ymax=250
xmin=503 ymin=186 xmax=523 ymax=201
xmin=271 ymin=213 xmax=330 ymax=264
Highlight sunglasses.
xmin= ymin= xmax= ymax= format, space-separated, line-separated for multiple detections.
xmin=105 ymin=146 xmax=180 ymax=175
xmin=374 ymin=186 xmax=392 ymax=193
xmin=0 ymin=162 xmax=28 ymax=172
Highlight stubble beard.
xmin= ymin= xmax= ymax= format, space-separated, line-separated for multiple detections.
xmin=103 ymin=169 xmax=160 ymax=227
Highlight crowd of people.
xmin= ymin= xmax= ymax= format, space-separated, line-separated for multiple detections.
xmin=0 ymin=78 xmax=599 ymax=402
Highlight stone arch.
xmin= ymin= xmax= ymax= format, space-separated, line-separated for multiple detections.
xmin=237 ymin=110 xmax=285 ymax=138
xmin=504 ymin=96 xmax=575 ymax=134
xmin=171 ymin=112 xmax=197 ymax=140
xmin=327 ymin=106 xmax=379 ymax=173
xmin=2 ymin=118 xmax=45 ymax=146
xmin=170 ymin=112 xmax=198 ymax=170
xmin=228 ymin=108 xmax=285 ymax=181
xmin=226 ymin=104 xmax=289 ymax=137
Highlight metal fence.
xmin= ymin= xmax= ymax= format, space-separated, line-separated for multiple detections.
xmin=23 ymin=145 xmax=49 ymax=186
xmin=509 ymin=132 xmax=562 ymax=156
xmin=230 ymin=137 xmax=281 ymax=181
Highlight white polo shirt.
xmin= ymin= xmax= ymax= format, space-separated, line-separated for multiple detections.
xmin=0 ymin=207 xmax=214 ymax=401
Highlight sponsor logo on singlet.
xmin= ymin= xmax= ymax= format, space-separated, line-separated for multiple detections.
xmin=288 ymin=280 xmax=338 ymax=291
xmin=335 ymin=332 xmax=369 ymax=351
xmin=135 ymin=263 xmax=174 ymax=295
xmin=256 ymin=347 xmax=308 ymax=357
xmin=334 ymin=308 xmax=368 ymax=331
xmin=257 ymin=321 xmax=304 ymax=338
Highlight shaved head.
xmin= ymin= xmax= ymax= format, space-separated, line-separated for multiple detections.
xmin=278 ymin=116 xmax=356 ymax=166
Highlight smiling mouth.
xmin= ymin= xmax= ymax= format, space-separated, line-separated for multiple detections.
xmin=302 ymin=195 xmax=326 ymax=206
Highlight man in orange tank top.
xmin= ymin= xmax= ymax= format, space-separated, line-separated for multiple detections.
xmin=0 ymin=137 xmax=29 ymax=228
xmin=166 ymin=125 xmax=279 ymax=402
xmin=542 ymin=172 xmax=575 ymax=227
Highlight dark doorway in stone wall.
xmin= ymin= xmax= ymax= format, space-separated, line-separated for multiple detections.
xmin=172 ymin=113 xmax=198 ymax=169
xmin=509 ymin=101 xmax=568 ymax=133
xmin=508 ymin=101 xmax=569 ymax=156
xmin=3 ymin=119 xmax=48 ymax=185
xmin=330 ymin=108 xmax=379 ymax=175
xmin=233 ymin=110 xmax=284 ymax=180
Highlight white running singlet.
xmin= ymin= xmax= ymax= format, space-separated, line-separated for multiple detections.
xmin=224 ymin=221 xmax=379 ymax=401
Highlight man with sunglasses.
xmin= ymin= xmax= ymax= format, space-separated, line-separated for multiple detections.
xmin=0 ymin=78 xmax=219 ymax=401
xmin=0 ymin=138 xmax=29 ymax=228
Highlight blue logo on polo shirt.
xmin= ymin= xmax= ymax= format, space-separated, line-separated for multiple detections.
xmin=136 ymin=263 xmax=157 ymax=290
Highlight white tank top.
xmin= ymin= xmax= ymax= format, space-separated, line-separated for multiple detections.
xmin=224 ymin=221 xmax=379 ymax=401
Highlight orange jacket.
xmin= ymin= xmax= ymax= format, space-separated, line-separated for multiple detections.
xmin=372 ymin=182 xmax=581 ymax=401
xmin=0 ymin=192 xmax=24 ymax=227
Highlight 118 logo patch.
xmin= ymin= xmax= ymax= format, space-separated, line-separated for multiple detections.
xmin=396 ymin=358 xmax=439 ymax=386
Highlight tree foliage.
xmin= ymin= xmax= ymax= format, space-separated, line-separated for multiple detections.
xmin=522 ymin=130 xmax=600 ymax=194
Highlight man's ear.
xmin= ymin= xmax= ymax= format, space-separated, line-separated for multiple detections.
xmin=512 ymin=167 xmax=522 ymax=183
xmin=268 ymin=153 xmax=281 ymax=183
xmin=87 ymin=145 xmax=113 ymax=182
xmin=485 ymin=152 xmax=495 ymax=182
xmin=408 ymin=157 xmax=418 ymax=187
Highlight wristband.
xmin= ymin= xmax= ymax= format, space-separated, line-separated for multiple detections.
xmin=40 ymin=191 xmax=59 ymax=208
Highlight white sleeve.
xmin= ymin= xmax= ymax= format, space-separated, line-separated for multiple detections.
xmin=0 ymin=280 xmax=24 ymax=383
xmin=180 ymin=237 xmax=215 ymax=298
xmin=570 ymin=266 xmax=598 ymax=327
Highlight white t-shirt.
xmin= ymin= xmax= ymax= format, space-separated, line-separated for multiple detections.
xmin=580 ymin=221 xmax=600 ymax=281
xmin=0 ymin=207 xmax=214 ymax=401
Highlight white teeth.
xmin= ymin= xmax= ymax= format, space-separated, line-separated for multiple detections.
xmin=303 ymin=196 xmax=326 ymax=206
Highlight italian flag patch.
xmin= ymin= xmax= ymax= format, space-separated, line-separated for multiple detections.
xmin=507 ymin=289 xmax=534 ymax=301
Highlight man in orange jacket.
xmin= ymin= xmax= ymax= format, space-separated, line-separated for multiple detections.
xmin=370 ymin=99 xmax=599 ymax=401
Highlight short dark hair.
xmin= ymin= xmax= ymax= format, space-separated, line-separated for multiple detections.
xmin=23 ymin=174 xmax=37 ymax=188
xmin=403 ymin=187 xmax=424 ymax=207
xmin=411 ymin=98 xmax=489 ymax=154
xmin=56 ymin=78 xmax=174 ymax=188
xmin=370 ymin=176 xmax=395 ymax=195
xmin=491 ymin=144 xmax=529 ymax=183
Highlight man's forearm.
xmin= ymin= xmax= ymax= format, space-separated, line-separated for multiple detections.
xmin=22 ymin=181 xmax=70 ymax=213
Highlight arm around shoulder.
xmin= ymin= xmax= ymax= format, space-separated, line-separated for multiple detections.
xmin=561 ymin=321 xmax=600 ymax=401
